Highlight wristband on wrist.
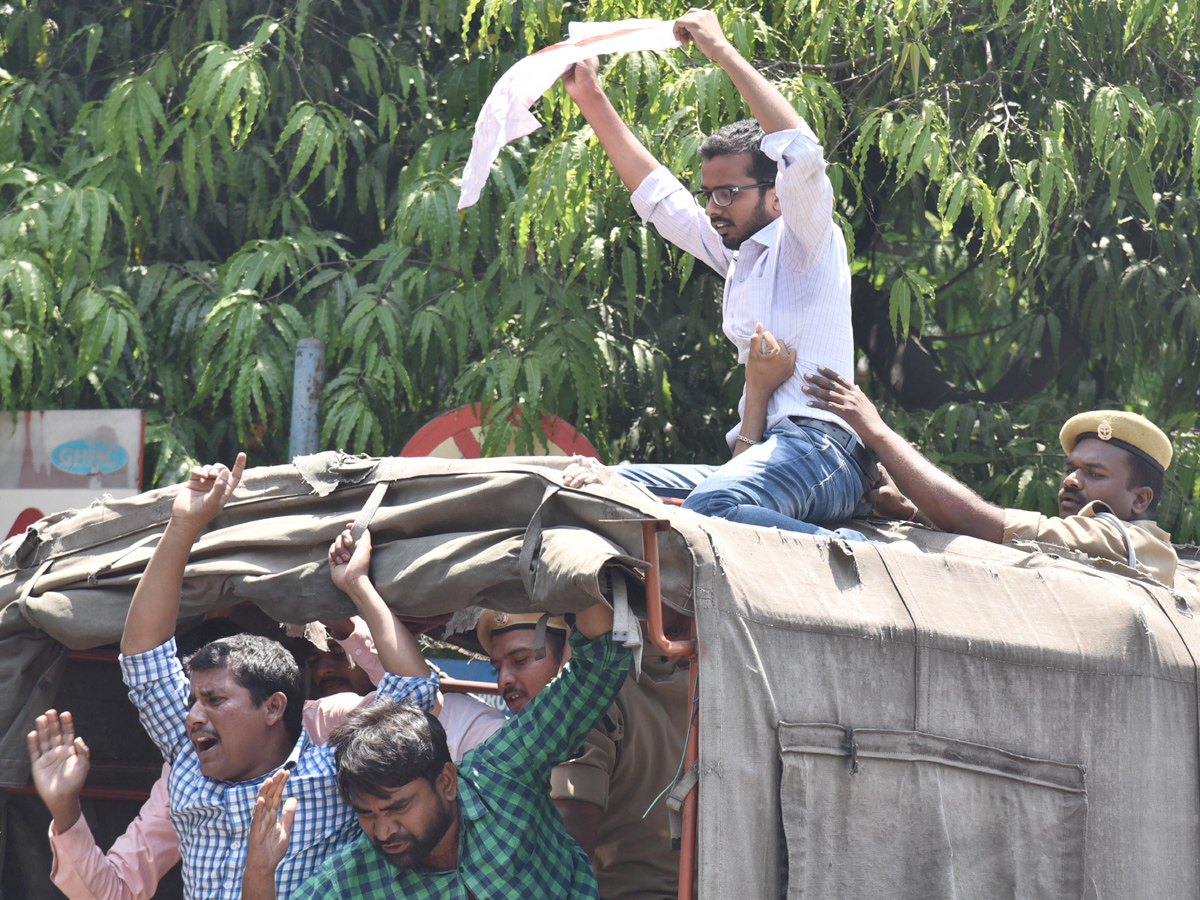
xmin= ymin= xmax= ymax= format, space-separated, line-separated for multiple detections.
xmin=736 ymin=434 xmax=761 ymax=446
xmin=906 ymin=506 xmax=919 ymax=522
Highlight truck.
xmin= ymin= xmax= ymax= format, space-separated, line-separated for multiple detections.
xmin=2 ymin=452 xmax=1197 ymax=898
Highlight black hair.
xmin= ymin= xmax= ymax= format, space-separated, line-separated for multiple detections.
xmin=1125 ymin=452 xmax=1164 ymax=518
xmin=698 ymin=118 xmax=778 ymax=185
xmin=176 ymin=617 xmax=244 ymax=659
xmin=184 ymin=634 xmax=305 ymax=741
xmin=329 ymin=700 xmax=451 ymax=803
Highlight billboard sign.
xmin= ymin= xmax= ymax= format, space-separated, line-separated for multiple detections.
xmin=1 ymin=410 xmax=145 ymax=540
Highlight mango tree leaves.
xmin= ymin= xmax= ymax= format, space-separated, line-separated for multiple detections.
xmin=0 ymin=0 xmax=1196 ymax=539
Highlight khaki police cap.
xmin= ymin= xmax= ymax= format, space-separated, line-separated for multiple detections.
xmin=1059 ymin=410 xmax=1172 ymax=473
xmin=476 ymin=610 xmax=569 ymax=656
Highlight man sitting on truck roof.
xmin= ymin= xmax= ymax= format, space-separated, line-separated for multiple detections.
xmin=240 ymin=601 xmax=629 ymax=900
xmin=117 ymin=455 xmax=439 ymax=900
xmin=801 ymin=367 xmax=1178 ymax=585
xmin=561 ymin=9 xmax=873 ymax=537
xmin=563 ymin=325 xmax=873 ymax=542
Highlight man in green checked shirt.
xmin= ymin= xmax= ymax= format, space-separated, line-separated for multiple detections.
xmin=242 ymin=600 xmax=629 ymax=900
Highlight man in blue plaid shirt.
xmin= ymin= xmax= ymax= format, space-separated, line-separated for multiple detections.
xmin=119 ymin=454 xmax=438 ymax=900
xmin=241 ymin=600 xmax=631 ymax=900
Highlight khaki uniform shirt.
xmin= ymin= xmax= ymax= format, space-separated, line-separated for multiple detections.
xmin=1003 ymin=500 xmax=1177 ymax=586
xmin=549 ymin=653 xmax=690 ymax=900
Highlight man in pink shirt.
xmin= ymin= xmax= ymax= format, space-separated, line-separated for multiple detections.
xmin=29 ymin=617 xmax=506 ymax=900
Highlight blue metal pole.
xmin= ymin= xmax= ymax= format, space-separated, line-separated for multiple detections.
xmin=289 ymin=338 xmax=326 ymax=459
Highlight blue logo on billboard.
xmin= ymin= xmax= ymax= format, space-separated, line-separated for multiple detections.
xmin=51 ymin=440 xmax=129 ymax=475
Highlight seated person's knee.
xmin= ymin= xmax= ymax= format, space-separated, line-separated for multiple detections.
xmin=681 ymin=490 xmax=739 ymax=519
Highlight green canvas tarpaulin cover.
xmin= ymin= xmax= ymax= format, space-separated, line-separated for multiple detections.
xmin=3 ymin=452 xmax=1200 ymax=898
xmin=692 ymin=519 xmax=1200 ymax=898
xmin=0 ymin=453 xmax=696 ymax=786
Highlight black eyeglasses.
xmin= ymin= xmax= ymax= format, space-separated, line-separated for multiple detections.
xmin=692 ymin=182 xmax=774 ymax=208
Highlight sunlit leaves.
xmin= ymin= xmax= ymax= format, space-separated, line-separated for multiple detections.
xmin=182 ymin=42 xmax=268 ymax=147
xmin=194 ymin=289 xmax=297 ymax=444
xmin=320 ymin=362 xmax=406 ymax=455
xmin=857 ymin=101 xmax=950 ymax=189
xmin=102 ymin=77 xmax=167 ymax=173
xmin=394 ymin=171 xmax=463 ymax=265
xmin=67 ymin=286 xmax=144 ymax=381
xmin=0 ymin=320 xmax=44 ymax=410
xmin=0 ymin=77 xmax=54 ymax=164
xmin=0 ymin=0 xmax=1195 ymax=542
xmin=0 ymin=253 xmax=53 ymax=326
xmin=887 ymin=269 xmax=934 ymax=338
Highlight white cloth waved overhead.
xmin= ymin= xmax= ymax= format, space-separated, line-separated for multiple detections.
xmin=457 ymin=18 xmax=680 ymax=210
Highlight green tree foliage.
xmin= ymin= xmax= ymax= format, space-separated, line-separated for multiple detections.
xmin=1 ymin=0 xmax=1197 ymax=538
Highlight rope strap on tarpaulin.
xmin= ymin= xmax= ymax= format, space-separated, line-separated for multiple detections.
xmin=665 ymin=760 xmax=700 ymax=849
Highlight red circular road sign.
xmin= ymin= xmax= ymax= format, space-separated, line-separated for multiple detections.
xmin=401 ymin=404 xmax=600 ymax=460
xmin=6 ymin=506 xmax=44 ymax=540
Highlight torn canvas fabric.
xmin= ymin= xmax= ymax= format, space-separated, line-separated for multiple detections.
xmin=457 ymin=18 xmax=680 ymax=210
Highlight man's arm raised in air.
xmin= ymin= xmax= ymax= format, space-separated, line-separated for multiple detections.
xmin=120 ymin=455 xmax=246 ymax=656
xmin=327 ymin=527 xmax=431 ymax=681
xmin=241 ymin=771 xmax=294 ymax=900
xmin=672 ymin=9 xmax=799 ymax=134
xmin=562 ymin=57 xmax=658 ymax=192
xmin=562 ymin=9 xmax=800 ymax=189
xmin=573 ymin=602 xmax=615 ymax=641
xmin=471 ymin=601 xmax=624 ymax=783
xmin=30 ymin=710 xmax=180 ymax=900
xmin=241 ymin=530 xmax=440 ymax=900
xmin=564 ymin=54 xmax=734 ymax=274
xmin=802 ymin=368 xmax=1004 ymax=541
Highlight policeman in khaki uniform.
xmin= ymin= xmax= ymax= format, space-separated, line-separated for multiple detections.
xmin=1001 ymin=410 xmax=1176 ymax=584
xmin=479 ymin=611 xmax=690 ymax=900
xmin=800 ymin=368 xmax=1179 ymax=585
xmin=478 ymin=611 xmax=573 ymax=716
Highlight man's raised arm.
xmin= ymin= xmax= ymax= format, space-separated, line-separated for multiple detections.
xmin=29 ymin=710 xmax=178 ymax=900
xmin=572 ymin=602 xmax=615 ymax=641
xmin=803 ymin=368 xmax=1005 ymax=542
xmin=672 ymin=9 xmax=800 ymax=135
xmin=120 ymin=454 xmax=246 ymax=656
xmin=470 ymin=599 xmax=627 ymax=791
xmin=327 ymin=527 xmax=430 ymax=680
xmin=562 ymin=57 xmax=659 ymax=192
xmin=241 ymin=771 xmax=294 ymax=900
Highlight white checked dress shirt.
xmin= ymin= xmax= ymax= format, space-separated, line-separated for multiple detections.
xmin=120 ymin=638 xmax=437 ymax=900
xmin=630 ymin=122 xmax=856 ymax=451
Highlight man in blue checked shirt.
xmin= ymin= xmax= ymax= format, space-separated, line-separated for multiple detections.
xmin=118 ymin=453 xmax=438 ymax=900
xmin=240 ymin=599 xmax=630 ymax=900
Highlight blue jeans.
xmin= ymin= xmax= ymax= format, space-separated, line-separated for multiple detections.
xmin=618 ymin=418 xmax=871 ymax=541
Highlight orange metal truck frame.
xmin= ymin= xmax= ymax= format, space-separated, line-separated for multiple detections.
xmin=636 ymin=518 xmax=699 ymax=900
